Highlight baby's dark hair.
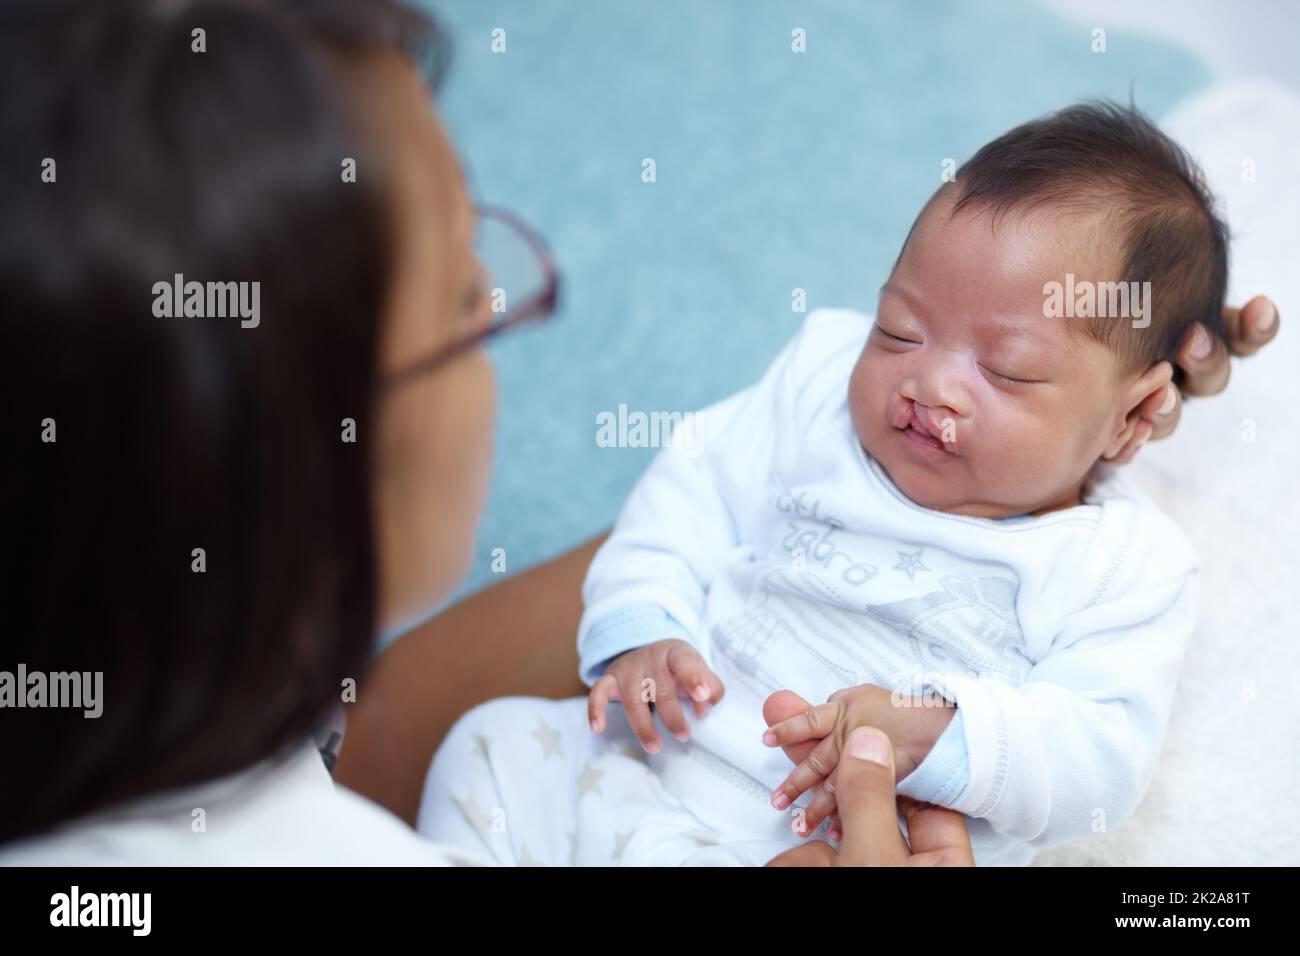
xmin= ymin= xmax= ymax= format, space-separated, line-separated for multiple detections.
xmin=952 ymin=101 xmax=1230 ymax=382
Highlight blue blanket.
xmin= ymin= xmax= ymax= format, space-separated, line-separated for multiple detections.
xmin=406 ymin=0 xmax=1207 ymax=620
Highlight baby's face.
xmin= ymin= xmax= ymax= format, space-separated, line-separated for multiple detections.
xmin=850 ymin=190 xmax=1153 ymax=518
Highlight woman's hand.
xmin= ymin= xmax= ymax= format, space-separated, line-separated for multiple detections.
xmin=762 ymin=684 xmax=955 ymax=837
xmin=1107 ymin=296 xmax=1280 ymax=463
xmin=765 ymin=724 xmax=974 ymax=867
xmin=762 ymin=690 xmax=973 ymax=866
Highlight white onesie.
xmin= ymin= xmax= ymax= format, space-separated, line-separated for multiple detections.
xmin=420 ymin=309 xmax=1199 ymax=866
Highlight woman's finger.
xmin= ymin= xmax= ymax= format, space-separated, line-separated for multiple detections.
xmin=1120 ymin=297 xmax=1279 ymax=462
xmin=1223 ymin=295 xmax=1280 ymax=358
xmin=587 ymin=673 xmax=619 ymax=733
xmin=765 ymin=754 xmax=977 ymax=866
xmin=897 ymin=797 xmax=975 ymax=867
xmin=830 ymin=728 xmax=910 ymax=867
xmin=764 ymin=841 xmax=836 ymax=867
xmin=1141 ymin=381 xmax=1181 ymax=444
xmin=1176 ymin=322 xmax=1231 ymax=397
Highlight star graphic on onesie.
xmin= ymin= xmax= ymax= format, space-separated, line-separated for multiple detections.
xmin=578 ymin=761 xmax=605 ymax=797
xmin=451 ymin=794 xmax=493 ymax=839
xmin=530 ymin=718 xmax=563 ymax=759
xmin=894 ymin=549 xmax=930 ymax=580
xmin=517 ymin=844 xmax=543 ymax=867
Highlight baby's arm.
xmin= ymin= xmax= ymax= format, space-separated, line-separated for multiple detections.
xmin=578 ymin=390 xmax=765 ymax=752
xmin=579 ymin=317 xmax=832 ymax=749
xmin=767 ymin=568 xmax=1199 ymax=846
xmin=578 ymin=387 xmax=755 ymax=688
xmin=920 ymin=568 xmax=1199 ymax=846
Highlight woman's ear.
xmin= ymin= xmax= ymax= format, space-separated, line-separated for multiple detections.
xmin=1103 ymin=360 xmax=1174 ymax=460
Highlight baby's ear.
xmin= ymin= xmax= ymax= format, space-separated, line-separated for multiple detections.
xmin=1103 ymin=360 xmax=1174 ymax=460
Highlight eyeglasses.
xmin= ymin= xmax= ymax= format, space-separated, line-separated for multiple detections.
xmin=381 ymin=204 xmax=560 ymax=390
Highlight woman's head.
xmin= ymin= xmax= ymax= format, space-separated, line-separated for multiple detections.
xmin=0 ymin=0 xmax=494 ymax=843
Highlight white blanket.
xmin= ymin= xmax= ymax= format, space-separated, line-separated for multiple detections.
xmin=419 ymin=696 xmax=796 ymax=865
xmin=1036 ymin=80 xmax=1300 ymax=865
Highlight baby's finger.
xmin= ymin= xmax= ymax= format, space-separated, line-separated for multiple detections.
xmin=762 ymin=701 xmax=840 ymax=749
xmin=797 ymin=775 xmax=840 ymax=839
xmin=587 ymin=673 xmax=620 ymax=734
xmin=621 ymin=674 xmax=662 ymax=754
xmin=770 ymin=736 xmax=840 ymax=811
xmin=692 ymin=666 xmax=726 ymax=718
xmin=897 ymin=798 xmax=975 ymax=865
xmin=653 ymin=669 xmax=692 ymax=742
xmin=665 ymin=643 xmax=723 ymax=712
xmin=763 ymin=690 xmax=818 ymax=763
xmin=826 ymin=812 xmax=843 ymax=844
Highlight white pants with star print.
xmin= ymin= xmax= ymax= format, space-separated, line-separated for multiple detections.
xmin=417 ymin=696 xmax=802 ymax=866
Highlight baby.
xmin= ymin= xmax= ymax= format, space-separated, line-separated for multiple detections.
xmin=419 ymin=102 xmax=1228 ymax=866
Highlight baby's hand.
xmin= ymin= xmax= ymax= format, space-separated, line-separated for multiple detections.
xmin=588 ymin=640 xmax=725 ymax=753
xmin=762 ymin=684 xmax=955 ymax=839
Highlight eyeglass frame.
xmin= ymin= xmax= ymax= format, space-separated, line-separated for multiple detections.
xmin=379 ymin=204 xmax=560 ymax=391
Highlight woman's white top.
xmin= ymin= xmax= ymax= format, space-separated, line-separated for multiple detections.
xmin=0 ymin=741 xmax=489 ymax=866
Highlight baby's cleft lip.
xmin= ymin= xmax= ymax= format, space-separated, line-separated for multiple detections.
xmin=913 ymin=405 xmax=952 ymax=444
xmin=889 ymin=401 xmax=915 ymax=431
xmin=893 ymin=400 xmax=960 ymax=456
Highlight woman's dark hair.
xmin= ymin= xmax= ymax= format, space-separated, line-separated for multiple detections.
xmin=0 ymin=0 xmax=446 ymax=844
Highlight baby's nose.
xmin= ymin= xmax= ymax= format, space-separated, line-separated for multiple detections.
xmin=902 ymin=362 xmax=969 ymax=420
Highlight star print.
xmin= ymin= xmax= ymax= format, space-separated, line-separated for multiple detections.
xmin=517 ymin=843 xmax=543 ymax=867
xmin=617 ymin=741 xmax=647 ymax=763
xmin=451 ymin=794 xmax=493 ymax=839
xmin=685 ymin=829 xmax=719 ymax=847
xmin=578 ymin=761 xmax=605 ymax=797
xmin=893 ymin=549 xmax=929 ymax=580
xmin=530 ymin=718 xmax=563 ymax=759
xmin=644 ymin=770 xmax=669 ymax=798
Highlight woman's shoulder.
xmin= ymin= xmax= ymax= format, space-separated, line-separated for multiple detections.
xmin=0 ymin=741 xmax=490 ymax=867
